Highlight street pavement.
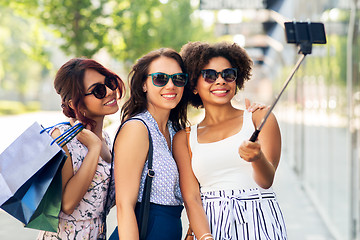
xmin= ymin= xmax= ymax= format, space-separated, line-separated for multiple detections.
xmin=0 ymin=111 xmax=335 ymax=240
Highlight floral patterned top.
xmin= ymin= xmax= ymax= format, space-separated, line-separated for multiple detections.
xmin=56 ymin=124 xmax=113 ymax=221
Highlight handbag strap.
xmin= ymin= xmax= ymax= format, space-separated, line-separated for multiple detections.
xmin=131 ymin=118 xmax=153 ymax=240
xmin=108 ymin=117 xmax=154 ymax=240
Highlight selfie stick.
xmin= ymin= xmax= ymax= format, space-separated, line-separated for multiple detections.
xmin=249 ymin=54 xmax=306 ymax=142
xmin=249 ymin=21 xmax=326 ymax=142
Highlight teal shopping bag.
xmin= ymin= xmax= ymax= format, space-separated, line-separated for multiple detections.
xmin=25 ymin=161 xmax=63 ymax=232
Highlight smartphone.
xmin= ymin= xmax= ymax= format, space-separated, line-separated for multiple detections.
xmin=285 ymin=22 xmax=327 ymax=44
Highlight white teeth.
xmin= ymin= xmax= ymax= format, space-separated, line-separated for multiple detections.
xmin=105 ymin=99 xmax=116 ymax=105
xmin=212 ymin=90 xmax=227 ymax=94
xmin=163 ymin=94 xmax=176 ymax=98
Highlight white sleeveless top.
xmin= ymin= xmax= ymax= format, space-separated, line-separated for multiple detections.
xmin=190 ymin=110 xmax=270 ymax=193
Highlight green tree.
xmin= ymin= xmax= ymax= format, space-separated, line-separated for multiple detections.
xmin=0 ymin=0 xmax=213 ymax=104
xmin=0 ymin=6 xmax=51 ymax=102
xmin=3 ymin=0 xmax=212 ymax=63
xmin=0 ymin=0 xmax=111 ymax=58
xmin=107 ymin=0 xmax=212 ymax=68
xmin=39 ymin=0 xmax=111 ymax=57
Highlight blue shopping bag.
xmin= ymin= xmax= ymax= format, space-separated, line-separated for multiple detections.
xmin=0 ymin=121 xmax=83 ymax=232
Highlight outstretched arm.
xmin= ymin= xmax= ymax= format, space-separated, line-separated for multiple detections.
xmin=238 ymin=109 xmax=281 ymax=189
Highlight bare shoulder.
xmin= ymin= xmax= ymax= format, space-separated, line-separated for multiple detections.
xmin=121 ymin=120 xmax=148 ymax=134
xmin=174 ymin=129 xmax=186 ymax=142
xmin=173 ymin=128 xmax=189 ymax=154
xmin=114 ymin=120 xmax=149 ymax=146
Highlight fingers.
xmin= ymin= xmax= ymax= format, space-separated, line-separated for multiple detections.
xmin=247 ymin=103 xmax=267 ymax=113
xmin=85 ymin=124 xmax=92 ymax=130
xmin=69 ymin=118 xmax=86 ymax=129
xmin=240 ymin=140 xmax=258 ymax=150
xmin=69 ymin=118 xmax=76 ymax=126
xmin=255 ymin=103 xmax=266 ymax=110
xmin=245 ymin=98 xmax=262 ymax=112
xmin=245 ymin=98 xmax=250 ymax=110
xmin=238 ymin=140 xmax=261 ymax=162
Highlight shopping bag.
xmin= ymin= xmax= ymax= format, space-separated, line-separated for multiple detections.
xmin=25 ymin=160 xmax=63 ymax=232
xmin=0 ymin=121 xmax=83 ymax=232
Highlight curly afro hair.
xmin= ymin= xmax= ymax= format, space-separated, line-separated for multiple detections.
xmin=180 ymin=41 xmax=253 ymax=108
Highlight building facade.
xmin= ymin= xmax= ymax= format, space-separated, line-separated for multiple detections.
xmin=277 ymin=0 xmax=360 ymax=239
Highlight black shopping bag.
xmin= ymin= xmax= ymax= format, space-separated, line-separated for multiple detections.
xmin=0 ymin=121 xmax=83 ymax=232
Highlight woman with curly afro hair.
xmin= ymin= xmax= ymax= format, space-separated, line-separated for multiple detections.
xmin=173 ymin=42 xmax=287 ymax=240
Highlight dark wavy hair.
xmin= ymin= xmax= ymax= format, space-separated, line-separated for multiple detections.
xmin=54 ymin=58 xmax=125 ymax=128
xmin=121 ymin=48 xmax=189 ymax=131
xmin=180 ymin=41 xmax=253 ymax=108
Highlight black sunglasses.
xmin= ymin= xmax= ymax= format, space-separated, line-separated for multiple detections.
xmin=201 ymin=68 xmax=237 ymax=83
xmin=85 ymin=76 xmax=118 ymax=99
xmin=147 ymin=72 xmax=188 ymax=87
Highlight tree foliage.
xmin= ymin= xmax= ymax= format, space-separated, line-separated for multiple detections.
xmin=108 ymin=0 xmax=211 ymax=67
xmin=0 ymin=0 xmax=212 ymax=104
xmin=39 ymin=0 xmax=112 ymax=57
xmin=2 ymin=0 xmax=211 ymax=61
xmin=0 ymin=5 xmax=51 ymax=102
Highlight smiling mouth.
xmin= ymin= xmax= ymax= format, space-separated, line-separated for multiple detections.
xmin=161 ymin=93 xmax=177 ymax=99
xmin=104 ymin=99 xmax=116 ymax=106
xmin=211 ymin=90 xmax=229 ymax=94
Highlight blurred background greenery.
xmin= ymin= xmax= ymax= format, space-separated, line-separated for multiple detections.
xmin=0 ymin=0 xmax=214 ymax=115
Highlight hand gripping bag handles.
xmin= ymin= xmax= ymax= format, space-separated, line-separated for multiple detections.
xmin=0 ymin=121 xmax=84 ymax=232
xmin=108 ymin=117 xmax=154 ymax=240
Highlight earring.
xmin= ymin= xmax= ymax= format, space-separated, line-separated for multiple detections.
xmin=193 ymin=90 xmax=198 ymax=95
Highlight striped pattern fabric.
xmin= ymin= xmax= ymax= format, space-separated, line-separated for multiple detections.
xmin=200 ymin=189 xmax=287 ymax=240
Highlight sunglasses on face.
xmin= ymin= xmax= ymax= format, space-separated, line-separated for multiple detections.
xmin=200 ymin=68 xmax=238 ymax=83
xmin=85 ymin=76 xmax=118 ymax=99
xmin=147 ymin=72 xmax=188 ymax=87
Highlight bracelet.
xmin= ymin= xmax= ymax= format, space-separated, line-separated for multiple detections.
xmin=199 ymin=233 xmax=212 ymax=240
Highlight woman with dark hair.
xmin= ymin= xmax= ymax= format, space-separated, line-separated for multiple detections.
xmin=37 ymin=58 xmax=125 ymax=240
xmin=173 ymin=42 xmax=287 ymax=240
xmin=111 ymin=48 xmax=189 ymax=240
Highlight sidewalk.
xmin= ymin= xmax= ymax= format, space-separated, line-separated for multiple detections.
xmin=272 ymin=160 xmax=335 ymax=240
xmin=0 ymin=112 xmax=335 ymax=239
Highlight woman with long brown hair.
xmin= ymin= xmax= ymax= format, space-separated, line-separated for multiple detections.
xmin=38 ymin=58 xmax=125 ymax=240
xmin=111 ymin=48 xmax=189 ymax=240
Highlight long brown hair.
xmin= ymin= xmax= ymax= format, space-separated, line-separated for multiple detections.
xmin=121 ymin=48 xmax=189 ymax=131
xmin=54 ymin=58 xmax=125 ymax=128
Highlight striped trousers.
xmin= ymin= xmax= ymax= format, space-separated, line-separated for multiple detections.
xmin=200 ymin=188 xmax=287 ymax=240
